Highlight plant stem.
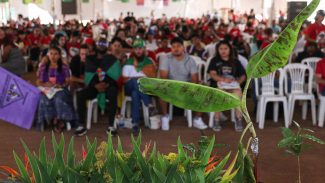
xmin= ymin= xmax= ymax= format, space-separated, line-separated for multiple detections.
xmin=241 ymin=77 xmax=257 ymax=139
xmin=298 ymin=156 xmax=301 ymax=183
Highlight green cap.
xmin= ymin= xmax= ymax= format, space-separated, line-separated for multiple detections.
xmin=132 ymin=38 xmax=146 ymax=48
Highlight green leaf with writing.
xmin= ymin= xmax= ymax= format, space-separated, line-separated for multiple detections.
xmin=246 ymin=0 xmax=320 ymax=78
xmin=138 ymin=78 xmax=241 ymax=112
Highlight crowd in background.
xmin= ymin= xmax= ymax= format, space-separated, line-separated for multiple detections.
xmin=0 ymin=8 xmax=325 ymax=136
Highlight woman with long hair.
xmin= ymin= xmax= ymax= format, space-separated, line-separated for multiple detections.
xmin=36 ymin=46 xmax=75 ymax=132
xmin=207 ymin=40 xmax=246 ymax=132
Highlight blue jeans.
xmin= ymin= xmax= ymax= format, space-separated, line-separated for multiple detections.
xmin=125 ymin=78 xmax=151 ymax=126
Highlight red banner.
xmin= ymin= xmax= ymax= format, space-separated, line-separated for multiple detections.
xmin=136 ymin=0 xmax=144 ymax=6
xmin=163 ymin=0 xmax=168 ymax=6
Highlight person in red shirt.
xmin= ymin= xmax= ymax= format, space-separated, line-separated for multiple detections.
xmin=260 ymin=28 xmax=274 ymax=49
xmin=244 ymin=22 xmax=256 ymax=36
xmin=26 ymin=27 xmax=43 ymax=71
xmin=155 ymin=36 xmax=171 ymax=54
xmin=66 ymin=31 xmax=81 ymax=58
xmin=229 ymin=23 xmax=241 ymax=40
xmin=304 ymin=10 xmax=325 ymax=45
xmin=316 ymin=58 xmax=325 ymax=96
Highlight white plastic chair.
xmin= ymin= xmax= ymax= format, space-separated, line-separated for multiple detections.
xmin=302 ymin=57 xmax=322 ymax=91
xmin=208 ymin=109 xmax=235 ymax=128
xmin=317 ymin=89 xmax=325 ymax=127
xmin=86 ymin=99 xmax=111 ymax=130
xmin=168 ymin=104 xmax=192 ymax=127
xmin=254 ymin=69 xmax=289 ymax=129
xmin=156 ymin=52 xmax=168 ymax=62
xmin=204 ymin=56 xmax=214 ymax=84
xmin=284 ymin=64 xmax=316 ymax=125
xmin=120 ymin=96 xmax=150 ymax=128
xmin=205 ymin=43 xmax=217 ymax=58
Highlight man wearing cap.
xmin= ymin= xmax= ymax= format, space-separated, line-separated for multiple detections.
xmin=122 ymin=38 xmax=157 ymax=135
xmin=304 ymin=10 xmax=325 ymax=45
xmin=76 ymin=39 xmax=122 ymax=136
xmin=159 ymin=37 xmax=208 ymax=131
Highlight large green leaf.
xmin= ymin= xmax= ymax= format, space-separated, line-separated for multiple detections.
xmin=246 ymin=0 xmax=320 ymax=78
xmin=138 ymin=78 xmax=241 ymax=112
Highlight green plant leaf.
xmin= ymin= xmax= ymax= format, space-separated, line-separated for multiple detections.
xmin=81 ymin=138 xmax=97 ymax=171
xmin=246 ymin=0 xmax=320 ymax=78
xmin=302 ymin=128 xmax=315 ymax=133
xmin=131 ymin=136 xmax=152 ymax=182
xmin=138 ymin=78 xmax=241 ymax=112
xmin=51 ymin=132 xmax=59 ymax=155
xmin=117 ymin=136 xmax=123 ymax=153
xmin=86 ymin=137 xmax=92 ymax=150
xmin=278 ymin=137 xmax=296 ymax=148
xmin=164 ymin=164 xmax=178 ymax=183
xmin=13 ymin=151 xmax=32 ymax=183
xmin=301 ymin=134 xmax=325 ymax=144
xmin=177 ymin=137 xmax=187 ymax=160
xmin=153 ymin=167 xmax=167 ymax=182
xmin=280 ymin=127 xmax=294 ymax=138
xmin=149 ymin=143 xmax=157 ymax=163
xmin=116 ymin=152 xmax=133 ymax=182
xmin=58 ymin=133 xmax=65 ymax=154
xmin=201 ymin=136 xmax=215 ymax=165
xmin=21 ymin=141 xmax=42 ymax=183
xmin=67 ymin=136 xmax=75 ymax=168
xmin=39 ymin=138 xmax=47 ymax=167
xmin=36 ymin=159 xmax=53 ymax=183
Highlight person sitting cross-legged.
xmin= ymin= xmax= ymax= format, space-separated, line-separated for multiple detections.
xmin=159 ymin=37 xmax=208 ymax=131
xmin=122 ymin=38 xmax=157 ymax=135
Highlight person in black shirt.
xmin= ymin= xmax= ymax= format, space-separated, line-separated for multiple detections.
xmin=294 ymin=42 xmax=324 ymax=63
xmin=207 ymin=40 xmax=246 ymax=132
xmin=69 ymin=44 xmax=88 ymax=91
xmin=76 ymin=38 xmax=122 ymax=136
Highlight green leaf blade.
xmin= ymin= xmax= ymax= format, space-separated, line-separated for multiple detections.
xmin=138 ymin=78 xmax=241 ymax=112
xmin=246 ymin=0 xmax=320 ymax=78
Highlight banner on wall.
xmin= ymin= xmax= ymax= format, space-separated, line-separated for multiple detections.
xmin=23 ymin=0 xmax=43 ymax=4
xmin=136 ymin=0 xmax=144 ymax=6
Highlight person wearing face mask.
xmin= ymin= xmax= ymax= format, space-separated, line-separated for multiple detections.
xmin=122 ymin=38 xmax=157 ymax=135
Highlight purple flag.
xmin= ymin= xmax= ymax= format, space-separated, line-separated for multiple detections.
xmin=0 ymin=67 xmax=41 ymax=129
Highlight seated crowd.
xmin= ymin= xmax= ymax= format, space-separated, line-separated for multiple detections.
xmin=0 ymin=9 xmax=325 ymax=136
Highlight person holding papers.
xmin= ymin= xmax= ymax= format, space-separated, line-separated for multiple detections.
xmin=207 ymin=40 xmax=246 ymax=132
xmin=36 ymin=46 xmax=76 ymax=133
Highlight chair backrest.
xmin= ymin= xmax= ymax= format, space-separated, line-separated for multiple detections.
xmin=301 ymin=57 xmax=322 ymax=72
xmin=254 ymin=69 xmax=285 ymax=97
xmin=283 ymin=63 xmax=314 ymax=95
xmin=156 ymin=52 xmax=168 ymax=62
xmin=190 ymin=55 xmax=206 ymax=83
xmin=204 ymin=56 xmax=214 ymax=84
xmin=205 ymin=43 xmax=216 ymax=58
